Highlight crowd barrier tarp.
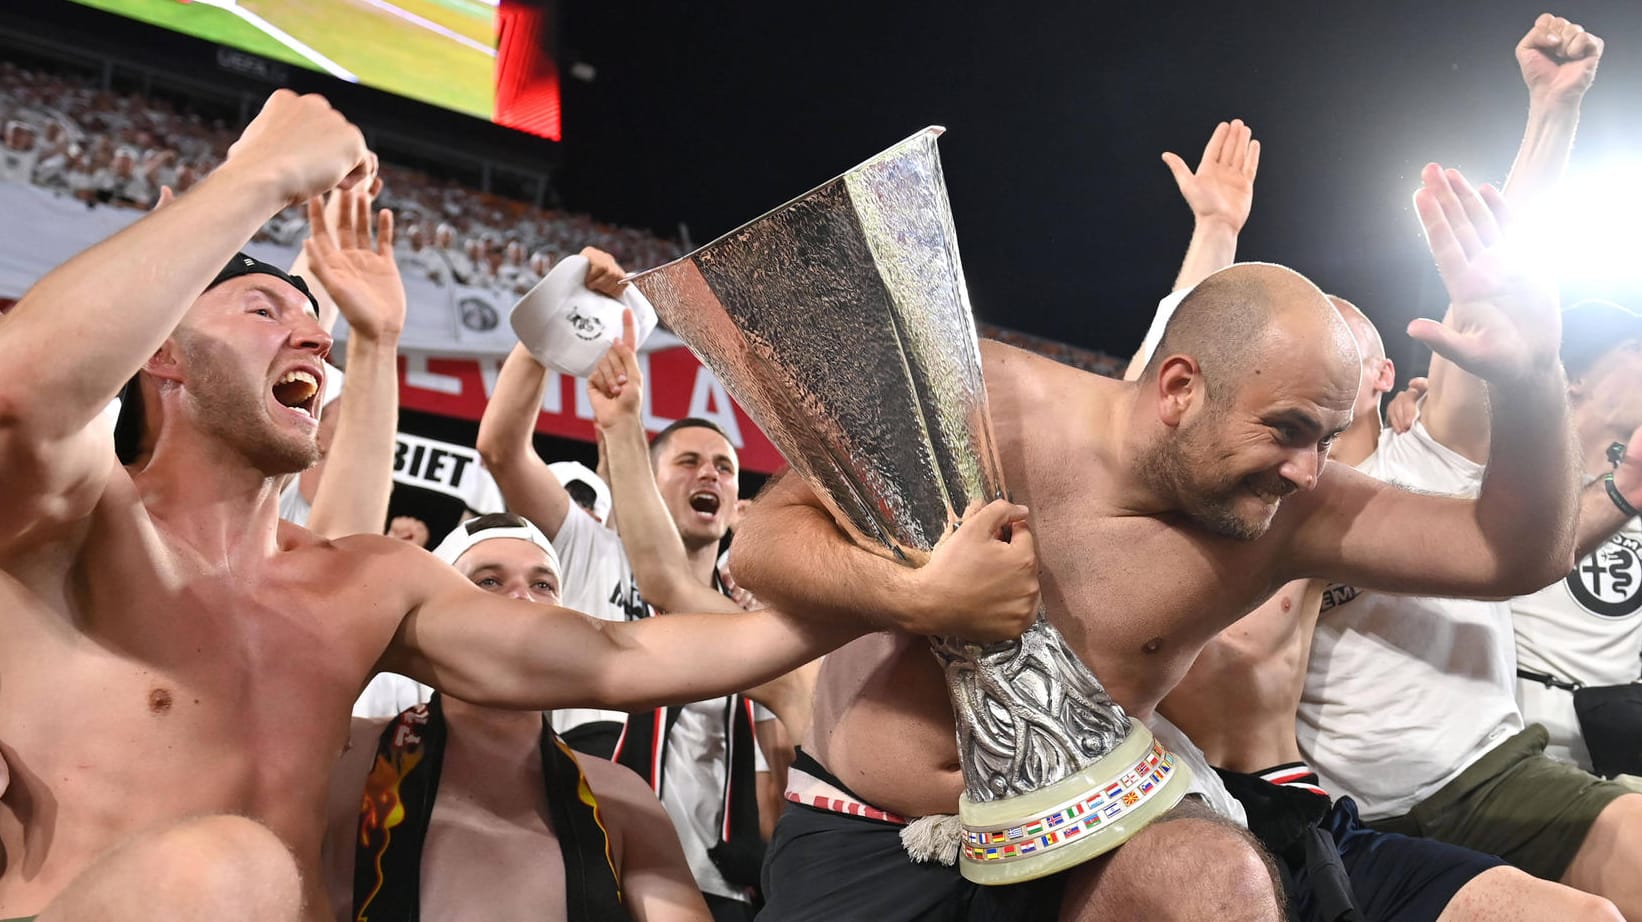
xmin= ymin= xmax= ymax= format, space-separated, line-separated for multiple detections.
xmin=0 ymin=180 xmax=789 ymax=473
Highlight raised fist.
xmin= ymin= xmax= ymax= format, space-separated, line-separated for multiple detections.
xmin=1516 ymin=13 xmax=1603 ymax=105
xmin=225 ymin=90 xmax=371 ymax=205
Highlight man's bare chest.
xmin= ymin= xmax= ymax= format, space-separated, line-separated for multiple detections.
xmin=422 ymin=801 xmax=565 ymax=921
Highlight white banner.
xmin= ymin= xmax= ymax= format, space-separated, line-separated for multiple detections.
xmin=390 ymin=430 xmax=504 ymax=513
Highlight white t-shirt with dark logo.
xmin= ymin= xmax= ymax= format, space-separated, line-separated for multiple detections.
xmin=1297 ymin=420 xmax=1525 ymax=820
xmin=1513 ymin=515 xmax=1642 ymax=769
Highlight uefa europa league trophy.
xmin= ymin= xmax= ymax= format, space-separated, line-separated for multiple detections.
xmin=630 ymin=128 xmax=1190 ymax=884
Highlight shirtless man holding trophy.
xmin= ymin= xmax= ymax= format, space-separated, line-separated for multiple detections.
xmin=629 ymin=126 xmax=1581 ymax=919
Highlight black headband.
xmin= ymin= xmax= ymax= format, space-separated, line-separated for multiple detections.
xmin=210 ymin=252 xmax=320 ymax=314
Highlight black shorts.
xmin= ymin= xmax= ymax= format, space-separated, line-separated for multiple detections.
xmin=758 ymin=802 xmax=1063 ymax=921
xmin=1308 ymin=797 xmax=1502 ymax=922
xmin=1218 ymin=767 xmax=1501 ymax=922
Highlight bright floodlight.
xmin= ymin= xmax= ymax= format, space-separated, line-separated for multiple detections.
xmin=1519 ymin=158 xmax=1642 ymax=291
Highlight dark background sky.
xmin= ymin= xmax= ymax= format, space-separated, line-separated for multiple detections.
xmin=554 ymin=0 xmax=1642 ymax=381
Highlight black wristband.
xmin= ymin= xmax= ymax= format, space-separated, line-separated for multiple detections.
xmin=1605 ymin=473 xmax=1641 ymax=519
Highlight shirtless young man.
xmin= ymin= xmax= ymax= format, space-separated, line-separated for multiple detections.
xmin=0 ymin=91 xmax=936 ymax=921
xmin=732 ymin=159 xmax=1582 ymax=919
xmin=1160 ymin=300 xmax=1621 ymax=921
xmin=325 ymin=514 xmax=708 ymax=922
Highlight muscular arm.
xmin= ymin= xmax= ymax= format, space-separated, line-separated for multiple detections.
xmin=730 ymin=473 xmax=935 ymax=631
xmin=475 ymin=343 xmax=573 ymax=538
xmin=1574 ymin=476 xmax=1635 ymax=561
xmin=1418 ymin=16 xmax=1600 ymax=462
xmin=1285 ymin=368 xmax=1577 ymax=596
xmin=731 ymin=473 xmax=1041 ymax=641
xmin=382 ymin=540 xmax=862 ymax=711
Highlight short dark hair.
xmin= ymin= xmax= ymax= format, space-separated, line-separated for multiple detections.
xmin=462 ymin=512 xmax=532 ymax=534
xmin=113 ymin=374 xmax=144 ymax=464
xmin=1144 ymin=277 xmax=1271 ymax=406
xmin=563 ymin=479 xmax=599 ymax=512
xmin=649 ymin=417 xmax=734 ymax=463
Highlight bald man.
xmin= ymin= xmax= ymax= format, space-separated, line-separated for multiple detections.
xmin=1160 ymin=300 xmax=1620 ymax=921
xmin=733 ymin=164 xmax=1580 ymax=921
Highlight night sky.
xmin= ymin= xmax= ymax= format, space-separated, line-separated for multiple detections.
xmin=555 ymin=0 xmax=1642 ymax=381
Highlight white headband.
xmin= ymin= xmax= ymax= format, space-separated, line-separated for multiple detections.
xmin=433 ymin=517 xmax=562 ymax=585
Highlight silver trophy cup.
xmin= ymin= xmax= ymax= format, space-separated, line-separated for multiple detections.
xmin=631 ymin=128 xmax=1190 ymax=884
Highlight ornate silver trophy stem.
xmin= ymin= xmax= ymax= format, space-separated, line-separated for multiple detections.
xmin=631 ymin=128 xmax=1189 ymax=883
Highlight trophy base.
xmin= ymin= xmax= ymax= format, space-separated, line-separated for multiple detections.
xmin=957 ymin=718 xmax=1193 ymax=885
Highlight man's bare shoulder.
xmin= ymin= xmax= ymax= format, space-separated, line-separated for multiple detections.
xmin=280 ymin=523 xmax=431 ymax=568
xmin=577 ymin=754 xmax=669 ymax=829
xmin=275 ymin=525 xmax=458 ymax=619
xmin=980 ymin=338 xmax=1116 ymax=397
xmin=577 ymin=754 xmax=647 ymax=790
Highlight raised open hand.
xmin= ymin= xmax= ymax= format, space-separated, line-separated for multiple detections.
xmin=1407 ymin=164 xmax=1559 ymax=383
xmin=301 ymin=186 xmax=405 ymax=341
xmin=1161 ymin=119 xmax=1261 ymax=232
xmin=1517 ymin=13 xmax=1603 ymax=105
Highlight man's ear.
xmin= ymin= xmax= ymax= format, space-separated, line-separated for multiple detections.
xmin=143 ymin=340 xmax=183 ymax=384
xmin=1374 ymin=357 xmax=1397 ymax=396
xmin=1155 ymin=354 xmax=1204 ymax=428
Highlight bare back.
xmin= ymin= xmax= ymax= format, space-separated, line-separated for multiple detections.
xmin=812 ymin=341 xmax=1298 ymax=816
xmin=0 ymin=468 xmax=412 ymax=919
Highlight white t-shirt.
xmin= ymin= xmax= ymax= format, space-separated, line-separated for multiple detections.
xmin=277 ymin=479 xmax=311 ymax=527
xmin=1297 ymin=421 xmax=1524 ymax=820
xmin=1513 ymin=514 xmax=1642 ymax=768
xmin=0 ymin=147 xmax=38 ymax=184
xmin=664 ymin=698 xmax=772 ymax=902
xmin=1132 ymin=288 xmax=1192 ymax=370
xmin=353 ymin=672 xmax=433 ymax=719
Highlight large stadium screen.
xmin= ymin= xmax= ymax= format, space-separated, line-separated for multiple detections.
xmin=65 ymin=0 xmax=562 ymax=139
